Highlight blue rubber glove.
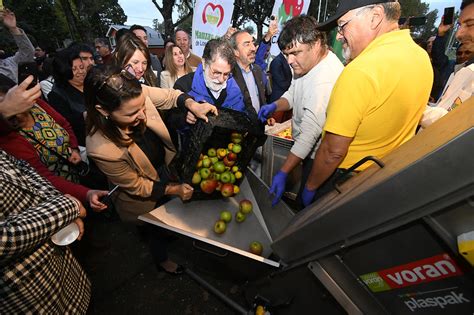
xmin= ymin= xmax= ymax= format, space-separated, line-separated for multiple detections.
xmin=258 ymin=102 xmax=277 ymax=123
xmin=269 ymin=170 xmax=288 ymax=206
xmin=301 ymin=186 xmax=317 ymax=207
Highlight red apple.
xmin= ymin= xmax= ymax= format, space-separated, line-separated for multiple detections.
xmin=221 ymin=183 xmax=234 ymax=197
xmin=249 ymin=241 xmax=263 ymax=255
xmin=227 ymin=152 xmax=238 ymax=161
xmin=200 ymin=179 xmax=217 ymax=194
xmin=239 ymin=199 xmax=253 ymax=214
xmin=223 ymin=156 xmax=235 ymax=167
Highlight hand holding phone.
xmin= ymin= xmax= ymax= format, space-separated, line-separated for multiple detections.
xmin=443 ymin=7 xmax=455 ymax=25
xmin=18 ymin=61 xmax=38 ymax=90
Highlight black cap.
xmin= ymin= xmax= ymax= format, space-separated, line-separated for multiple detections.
xmin=317 ymin=0 xmax=395 ymax=31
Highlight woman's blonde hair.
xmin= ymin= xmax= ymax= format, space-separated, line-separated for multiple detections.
xmin=114 ymin=33 xmax=158 ymax=87
xmin=163 ymin=45 xmax=193 ymax=81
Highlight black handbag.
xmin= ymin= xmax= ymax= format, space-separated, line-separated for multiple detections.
xmin=20 ymin=130 xmax=90 ymax=176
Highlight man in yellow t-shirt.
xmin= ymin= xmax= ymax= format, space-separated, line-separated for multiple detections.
xmin=301 ymin=0 xmax=433 ymax=206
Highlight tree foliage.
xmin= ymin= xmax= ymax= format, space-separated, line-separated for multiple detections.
xmin=1 ymin=0 xmax=69 ymax=52
xmin=151 ymin=0 xmax=193 ymax=38
xmin=0 ymin=0 xmax=126 ymax=53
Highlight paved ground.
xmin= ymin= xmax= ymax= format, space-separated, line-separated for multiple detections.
xmin=73 ymin=207 xmax=345 ymax=315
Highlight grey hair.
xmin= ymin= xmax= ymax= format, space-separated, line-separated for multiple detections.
xmin=202 ymin=38 xmax=236 ymax=67
xmin=355 ymin=2 xmax=401 ymax=22
xmin=229 ymin=30 xmax=250 ymax=50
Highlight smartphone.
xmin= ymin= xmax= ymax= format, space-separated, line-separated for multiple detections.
xmin=100 ymin=184 xmax=119 ymax=205
xmin=18 ymin=61 xmax=39 ymax=89
xmin=443 ymin=7 xmax=455 ymax=25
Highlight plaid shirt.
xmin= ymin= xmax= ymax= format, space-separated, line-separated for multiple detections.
xmin=0 ymin=150 xmax=91 ymax=313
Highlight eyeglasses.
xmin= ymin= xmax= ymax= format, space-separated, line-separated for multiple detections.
xmin=97 ymin=65 xmax=137 ymax=93
xmin=337 ymin=18 xmax=355 ymax=35
xmin=207 ymin=64 xmax=231 ymax=80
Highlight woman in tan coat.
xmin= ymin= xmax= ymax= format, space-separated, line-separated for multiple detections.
xmin=160 ymin=45 xmax=194 ymax=89
xmin=84 ymin=65 xmax=217 ymax=274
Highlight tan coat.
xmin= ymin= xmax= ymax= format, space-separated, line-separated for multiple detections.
xmin=86 ymin=85 xmax=181 ymax=223
xmin=187 ymin=52 xmax=202 ymax=68
xmin=160 ymin=67 xmax=196 ymax=89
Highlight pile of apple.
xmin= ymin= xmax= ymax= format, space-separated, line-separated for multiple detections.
xmin=192 ymin=132 xmax=244 ymax=197
xmin=213 ymin=199 xmax=263 ymax=256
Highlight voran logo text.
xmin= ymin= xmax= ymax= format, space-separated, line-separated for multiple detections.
xmin=379 ymin=254 xmax=463 ymax=289
xmin=359 ymin=254 xmax=463 ymax=292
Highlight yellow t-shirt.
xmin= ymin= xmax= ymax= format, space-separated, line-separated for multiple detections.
xmin=324 ymin=30 xmax=433 ymax=170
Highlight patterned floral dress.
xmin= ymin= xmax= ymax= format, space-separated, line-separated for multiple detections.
xmin=21 ymin=105 xmax=79 ymax=183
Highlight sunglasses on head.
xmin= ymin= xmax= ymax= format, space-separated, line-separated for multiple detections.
xmin=97 ymin=65 xmax=137 ymax=92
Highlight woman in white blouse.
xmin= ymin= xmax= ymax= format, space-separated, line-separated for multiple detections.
xmin=160 ymin=45 xmax=194 ymax=89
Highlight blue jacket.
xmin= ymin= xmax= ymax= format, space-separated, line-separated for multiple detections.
xmin=187 ymin=64 xmax=246 ymax=113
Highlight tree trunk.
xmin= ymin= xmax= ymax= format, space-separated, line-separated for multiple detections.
xmin=58 ymin=0 xmax=81 ymax=41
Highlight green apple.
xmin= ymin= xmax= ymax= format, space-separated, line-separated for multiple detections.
xmin=220 ymin=171 xmax=232 ymax=183
xmin=239 ymin=199 xmax=252 ymax=214
xmin=213 ymin=161 xmax=225 ymax=174
xmin=210 ymin=157 xmax=219 ymax=164
xmin=214 ymin=220 xmax=226 ymax=234
xmin=231 ymin=132 xmax=243 ymax=144
xmin=202 ymin=158 xmax=211 ymax=168
xmin=207 ymin=148 xmax=217 ymax=157
xmin=235 ymin=211 xmax=246 ymax=223
xmin=232 ymin=143 xmax=242 ymax=154
xmin=200 ymin=167 xmax=211 ymax=179
xmin=191 ymin=172 xmax=201 ymax=184
xmin=230 ymin=173 xmax=236 ymax=184
xmin=220 ymin=210 xmax=232 ymax=223
xmin=249 ymin=241 xmax=263 ymax=255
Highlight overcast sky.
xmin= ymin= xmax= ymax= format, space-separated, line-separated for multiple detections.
xmin=118 ymin=0 xmax=462 ymax=29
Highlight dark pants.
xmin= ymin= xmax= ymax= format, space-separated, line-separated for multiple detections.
xmin=140 ymin=224 xmax=168 ymax=264
xmin=296 ymin=156 xmax=314 ymax=209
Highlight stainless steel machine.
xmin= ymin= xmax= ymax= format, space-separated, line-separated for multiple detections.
xmin=140 ymin=98 xmax=474 ymax=314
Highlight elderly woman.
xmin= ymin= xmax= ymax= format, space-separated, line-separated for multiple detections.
xmin=114 ymin=33 xmax=159 ymax=87
xmin=84 ymin=65 xmax=216 ymax=274
xmin=0 ymin=74 xmax=108 ymax=211
xmin=160 ymin=45 xmax=194 ymax=89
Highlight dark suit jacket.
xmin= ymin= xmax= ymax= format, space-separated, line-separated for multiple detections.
xmin=231 ymin=63 xmax=267 ymax=122
xmin=269 ymin=53 xmax=292 ymax=102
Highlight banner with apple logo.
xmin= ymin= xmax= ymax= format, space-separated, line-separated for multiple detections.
xmin=192 ymin=0 xmax=235 ymax=57
xmin=269 ymin=0 xmax=311 ymax=56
